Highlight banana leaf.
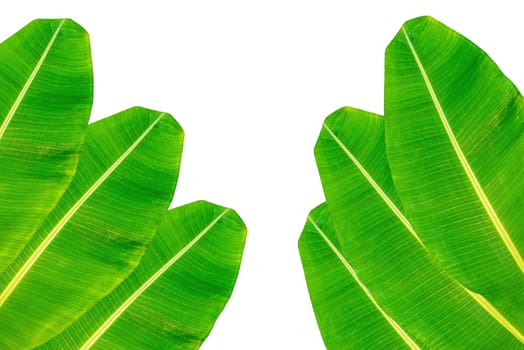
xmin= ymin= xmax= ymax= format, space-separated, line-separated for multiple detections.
xmin=39 ymin=200 xmax=247 ymax=350
xmin=0 ymin=107 xmax=183 ymax=349
xmin=385 ymin=15 xmax=524 ymax=328
xmin=299 ymin=203 xmax=413 ymax=349
xmin=310 ymin=107 xmax=522 ymax=348
xmin=0 ymin=19 xmax=93 ymax=272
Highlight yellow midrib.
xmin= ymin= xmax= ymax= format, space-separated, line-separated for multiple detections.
xmin=465 ymin=289 xmax=524 ymax=343
xmin=324 ymin=121 xmax=524 ymax=342
xmin=401 ymin=26 xmax=524 ymax=273
xmin=80 ymin=209 xmax=230 ymax=350
xmin=0 ymin=19 xmax=65 ymax=140
xmin=308 ymin=216 xmax=421 ymax=350
xmin=0 ymin=113 xmax=165 ymax=306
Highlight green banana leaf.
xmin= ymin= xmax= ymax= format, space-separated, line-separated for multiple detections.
xmin=0 ymin=19 xmax=93 ymax=272
xmin=39 ymin=200 xmax=247 ymax=350
xmin=309 ymin=106 xmax=522 ymax=348
xmin=0 ymin=107 xmax=183 ymax=349
xmin=385 ymin=16 xmax=524 ymax=314
xmin=299 ymin=203 xmax=412 ymax=349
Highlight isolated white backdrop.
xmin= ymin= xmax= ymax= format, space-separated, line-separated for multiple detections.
xmin=1 ymin=1 xmax=523 ymax=349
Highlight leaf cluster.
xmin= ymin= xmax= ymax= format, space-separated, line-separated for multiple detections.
xmin=299 ymin=16 xmax=524 ymax=349
xmin=0 ymin=19 xmax=246 ymax=349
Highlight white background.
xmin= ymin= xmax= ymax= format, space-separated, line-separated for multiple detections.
xmin=2 ymin=1 xmax=523 ymax=349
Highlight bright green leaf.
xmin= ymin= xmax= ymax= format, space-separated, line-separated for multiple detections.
xmin=0 ymin=107 xmax=183 ymax=349
xmin=311 ymin=107 xmax=522 ymax=348
xmin=0 ymin=19 xmax=93 ymax=272
xmin=385 ymin=15 xmax=524 ymax=327
xmin=39 ymin=200 xmax=247 ymax=350
xmin=299 ymin=203 xmax=411 ymax=350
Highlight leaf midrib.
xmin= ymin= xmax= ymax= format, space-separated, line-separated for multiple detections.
xmin=80 ymin=209 xmax=230 ymax=350
xmin=0 ymin=19 xmax=65 ymax=141
xmin=0 ymin=113 xmax=166 ymax=306
xmin=401 ymin=26 xmax=524 ymax=273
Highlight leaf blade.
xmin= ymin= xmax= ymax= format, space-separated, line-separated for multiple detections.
xmin=0 ymin=112 xmax=166 ymax=307
xmin=299 ymin=204 xmax=416 ymax=350
xmin=385 ymin=15 xmax=524 ymax=321
xmin=400 ymin=23 xmax=523 ymax=271
xmin=0 ymin=19 xmax=93 ymax=272
xmin=0 ymin=107 xmax=183 ymax=349
xmin=314 ymin=107 xmax=522 ymax=348
xmin=40 ymin=201 xmax=247 ymax=350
